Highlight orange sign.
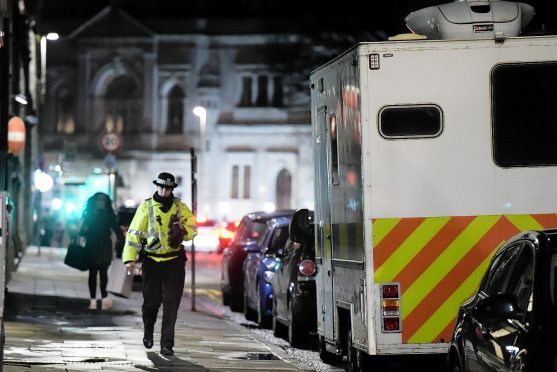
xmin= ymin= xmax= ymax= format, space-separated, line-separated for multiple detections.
xmin=8 ymin=116 xmax=25 ymax=155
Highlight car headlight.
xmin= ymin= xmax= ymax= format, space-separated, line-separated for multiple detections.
xmin=263 ymin=270 xmax=275 ymax=282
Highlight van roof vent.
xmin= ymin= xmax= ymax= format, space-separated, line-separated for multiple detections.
xmin=404 ymin=0 xmax=535 ymax=40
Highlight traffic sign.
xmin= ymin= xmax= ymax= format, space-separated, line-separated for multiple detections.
xmin=100 ymin=132 xmax=122 ymax=153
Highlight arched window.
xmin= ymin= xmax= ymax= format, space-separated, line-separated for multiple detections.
xmin=167 ymin=85 xmax=185 ymax=134
xmin=256 ymin=75 xmax=268 ymax=106
xmin=276 ymin=169 xmax=291 ymax=209
xmin=105 ymin=76 xmax=140 ymax=134
xmin=55 ymin=88 xmax=75 ymax=134
xmin=240 ymin=76 xmax=252 ymax=107
xmin=272 ymin=76 xmax=283 ymax=107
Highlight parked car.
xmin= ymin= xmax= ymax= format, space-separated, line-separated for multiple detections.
xmin=183 ymin=216 xmax=220 ymax=253
xmin=243 ymin=215 xmax=292 ymax=328
xmin=271 ymin=209 xmax=316 ymax=348
xmin=221 ymin=209 xmax=296 ymax=312
xmin=448 ymin=229 xmax=557 ymax=372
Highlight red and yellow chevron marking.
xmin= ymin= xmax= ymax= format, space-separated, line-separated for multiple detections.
xmin=373 ymin=213 xmax=557 ymax=344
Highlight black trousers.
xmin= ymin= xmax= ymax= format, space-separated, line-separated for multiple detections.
xmin=141 ymin=254 xmax=185 ymax=348
xmin=88 ymin=263 xmax=109 ymax=299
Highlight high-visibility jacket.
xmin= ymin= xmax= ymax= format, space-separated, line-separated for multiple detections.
xmin=122 ymin=197 xmax=197 ymax=263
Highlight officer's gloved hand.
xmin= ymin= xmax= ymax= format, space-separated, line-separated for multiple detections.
xmin=168 ymin=215 xmax=186 ymax=248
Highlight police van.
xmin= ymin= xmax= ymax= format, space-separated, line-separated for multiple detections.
xmin=308 ymin=0 xmax=557 ymax=369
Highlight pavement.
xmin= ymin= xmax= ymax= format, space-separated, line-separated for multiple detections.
xmin=1 ymin=246 xmax=316 ymax=371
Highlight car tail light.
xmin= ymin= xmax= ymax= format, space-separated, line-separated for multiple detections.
xmin=380 ymin=283 xmax=401 ymax=333
xmin=297 ymin=259 xmax=316 ymax=280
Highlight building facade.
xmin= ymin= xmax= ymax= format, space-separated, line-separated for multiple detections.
xmin=39 ymin=6 xmax=322 ymax=221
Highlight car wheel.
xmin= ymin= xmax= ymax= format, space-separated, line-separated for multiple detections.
xmin=257 ymin=284 xmax=271 ymax=329
xmin=449 ymin=353 xmax=462 ymax=372
xmin=230 ymin=294 xmax=243 ymax=312
xmin=222 ymin=290 xmax=230 ymax=306
xmin=288 ymin=298 xmax=307 ymax=348
xmin=272 ymin=296 xmax=286 ymax=338
xmin=243 ymin=289 xmax=257 ymax=321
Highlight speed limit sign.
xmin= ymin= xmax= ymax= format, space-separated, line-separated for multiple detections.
xmin=100 ymin=132 xmax=122 ymax=153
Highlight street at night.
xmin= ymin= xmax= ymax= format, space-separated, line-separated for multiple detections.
xmin=3 ymin=0 xmax=557 ymax=371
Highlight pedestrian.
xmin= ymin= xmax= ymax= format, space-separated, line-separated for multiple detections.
xmin=79 ymin=192 xmax=125 ymax=310
xmin=122 ymin=172 xmax=197 ymax=356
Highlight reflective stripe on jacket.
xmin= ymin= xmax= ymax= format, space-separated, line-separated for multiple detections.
xmin=122 ymin=197 xmax=197 ymax=263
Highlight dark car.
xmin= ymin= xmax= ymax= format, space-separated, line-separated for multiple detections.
xmin=117 ymin=206 xmax=142 ymax=287
xmin=221 ymin=209 xmax=295 ymax=312
xmin=448 ymin=229 xmax=557 ymax=372
xmin=243 ymin=215 xmax=292 ymax=327
xmin=271 ymin=209 xmax=317 ymax=348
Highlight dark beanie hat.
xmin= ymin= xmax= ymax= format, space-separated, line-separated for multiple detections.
xmin=153 ymin=172 xmax=178 ymax=188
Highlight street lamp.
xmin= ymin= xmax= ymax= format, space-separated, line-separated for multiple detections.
xmin=39 ymin=32 xmax=58 ymax=97
xmin=192 ymin=106 xmax=207 ymax=151
xmin=191 ymin=105 xmax=206 ymax=312
xmin=193 ymin=105 xmax=207 ymax=206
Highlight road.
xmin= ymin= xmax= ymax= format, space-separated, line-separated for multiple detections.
xmin=3 ymin=247 xmax=447 ymax=371
xmin=187 ymin=251 xmax=446 ymax=372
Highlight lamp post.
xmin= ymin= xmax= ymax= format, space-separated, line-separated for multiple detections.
xmin=191 ymin=106 xmax=206 ymax=311
xmin=39 ymin=32 xmax=58 ymax=98
xmin=192 ymin=105 xmax=206 ymax=204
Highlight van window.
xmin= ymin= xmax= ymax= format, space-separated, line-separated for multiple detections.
xmin=379 ymin=104 xmax=443 ymax=139
xmin=492 ymin=62 xmax=557 ymax=167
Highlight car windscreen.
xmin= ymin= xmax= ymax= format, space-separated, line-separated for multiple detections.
xmin=240 ymin=220 xmax=267 ymax=242
xmin=266 ymin=226 xmax=289 ymax=255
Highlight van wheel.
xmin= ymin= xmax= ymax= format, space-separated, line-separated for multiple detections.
xmin=346 ymin=329 xmax=361 ymax=372
xmin=319 ymin=336 xmax=342 ymax=364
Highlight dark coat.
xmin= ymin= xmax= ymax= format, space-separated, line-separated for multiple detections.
xmin=79 ymin=210 xmax=124 ymax=267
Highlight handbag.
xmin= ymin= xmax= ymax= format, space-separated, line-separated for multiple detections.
xmin=107 ymin=258 xmax=133 ymax=298
xmin=64 ymin=236 xmax=89 ymax=271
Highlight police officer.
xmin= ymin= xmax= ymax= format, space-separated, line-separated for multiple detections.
xmin=122 ymin=172 xmax=197 ymax=356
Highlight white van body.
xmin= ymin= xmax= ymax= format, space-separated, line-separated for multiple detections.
xmin=310 ymin=34 xmax=557 ymax=361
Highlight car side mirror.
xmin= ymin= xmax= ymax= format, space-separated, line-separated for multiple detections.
xmin=289 ymin=209 xmax=314 ymax=244
xmin=477 ymin=293 xmax=522 ymax=320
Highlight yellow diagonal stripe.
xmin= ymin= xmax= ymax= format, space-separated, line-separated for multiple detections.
xmin=375 ymin=217 xmax=450 ymax=283
xmin=506 ymin=214 xmax=543 ymax=232
xmin=372 ymin=218 xmax=400 ymax=246
xmin=401 ymin=215 xmax=501 ymax=318
xmin=408 ymin=247 xmax=498 ymax=343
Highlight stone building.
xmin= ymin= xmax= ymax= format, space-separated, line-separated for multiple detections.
xmin=37 ymin=4 xmax=356 ymax=221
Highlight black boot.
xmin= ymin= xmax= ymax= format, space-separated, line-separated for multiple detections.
xmin=143 ymin=325 xmax=154 ymax=349
xmin=160 ymin=346 xmax=174 ymax=356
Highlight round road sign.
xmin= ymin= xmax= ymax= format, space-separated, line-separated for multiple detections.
xmin=100 ymin=132 xmax=122 ymax=153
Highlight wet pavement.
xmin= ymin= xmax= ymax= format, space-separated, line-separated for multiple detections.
xmin=2 ymin=246 xmax=317 ymax=371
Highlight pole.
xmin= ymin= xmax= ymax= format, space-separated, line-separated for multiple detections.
xmin=0 ymin=16 xmax=10 ymax=191
xmin=190 ymin=147 xmax=196 ymax=311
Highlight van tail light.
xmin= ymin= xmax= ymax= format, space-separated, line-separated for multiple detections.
xmin=380 ymin=283 xmax=401 ymax=333
xmin=297 ymin=259 xmax=316 ymax=281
